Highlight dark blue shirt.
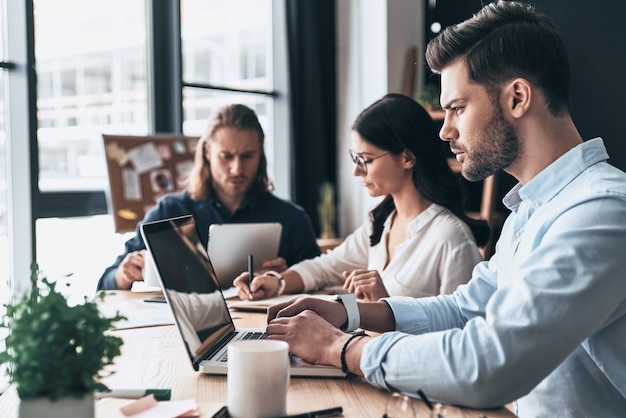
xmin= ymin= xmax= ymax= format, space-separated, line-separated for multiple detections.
xmin=97 ymin=190 xmax=321 ymax=290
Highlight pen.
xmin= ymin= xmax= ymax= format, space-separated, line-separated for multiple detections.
xmin=248 ymin=253 xmax=254 ymax=299
xmin=417 ymin=389 xmax=434 ymax=410
xmin=276 ymin=406 xmax=343 ymax=418
xmin=95 ymin=388 xmax=172 ymax=401
xmin=417 ymin=389 xmax=443 ymax=418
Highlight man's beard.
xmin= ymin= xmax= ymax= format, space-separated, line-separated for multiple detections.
xmin=462 ymin=108 xmax=520 ymax=182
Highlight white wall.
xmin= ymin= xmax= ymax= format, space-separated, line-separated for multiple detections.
xmin=336 ymin=0 xmax=424 ymax=236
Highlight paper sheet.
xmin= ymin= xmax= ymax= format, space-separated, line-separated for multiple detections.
xmin=227 ymin=293 xmax=337 ymax=312
xmin=98 ymin=297 xmax=174 ymax=330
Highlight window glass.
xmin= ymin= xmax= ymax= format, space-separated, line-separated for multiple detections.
xmin=181 ymin=0 xmax=271 ymax=91
xmin=180 ymin=0 xmax=274 ymax=176
xmin=33 ymin=0 xmax=148 ymax=192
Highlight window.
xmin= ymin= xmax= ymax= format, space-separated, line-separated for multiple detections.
xmin=180 ymin=0 xmax=274 ymax=139
xmin=31 ymin=0 xmax=285 ymax=205
xmin=180 ymin=0 xmax=284 ymax=189
xmin=33 ymin=0 xmax=148 ymax=192
xmin=2 ymin=0 xmax=288 ymax=298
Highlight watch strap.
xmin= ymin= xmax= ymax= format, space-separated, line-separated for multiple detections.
xmin=336 ymin=293 xmax=360 ymax=332
xmin=263 ymin=270 xmax=285 ymax=296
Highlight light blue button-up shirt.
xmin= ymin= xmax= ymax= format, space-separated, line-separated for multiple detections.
xmin=361 ymin=138 xmax=626 ymax=417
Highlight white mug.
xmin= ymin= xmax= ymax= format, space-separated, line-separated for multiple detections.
xmin=227 ymin=340 xmax=290 ymax=418
xmin=142 ymin=250 xmax=160 ymax=288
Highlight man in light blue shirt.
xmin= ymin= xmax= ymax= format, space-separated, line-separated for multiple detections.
xmin=265 ymin=2 xmax=626 ymax=417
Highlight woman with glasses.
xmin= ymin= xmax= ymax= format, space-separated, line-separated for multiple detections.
xmin=234 ymin=93 xmax=489 ymax=301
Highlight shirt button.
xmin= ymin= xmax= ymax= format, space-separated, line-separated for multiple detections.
xmin=515 ymin=230 xmax=522 ymax=239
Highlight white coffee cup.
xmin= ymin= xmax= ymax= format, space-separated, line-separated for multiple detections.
xmin=142 ymin=250 xmax=160 ymax=288
xmin=227 ymin=340 xmax=290 ymax=418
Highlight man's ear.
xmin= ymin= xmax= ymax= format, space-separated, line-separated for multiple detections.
xmin=503 ymin=78 xmax=532 ymax=119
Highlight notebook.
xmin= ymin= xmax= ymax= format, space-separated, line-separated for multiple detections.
xmin=140 ymin=214 xmax=344 ymax=377
xmin=207 ymin=222 xmax=282 ymax=289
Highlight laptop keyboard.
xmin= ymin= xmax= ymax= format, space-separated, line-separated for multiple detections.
xmin=218 ymin=331 xmax=267 ymax=362
xmin=242 ymin=331 xmax=266 ymax=341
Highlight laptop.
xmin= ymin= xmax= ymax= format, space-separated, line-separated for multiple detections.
xmin=140 ymin=214 xmax=344 ymax=377
xmin=207 ymin=222 xmax=282 ymax=289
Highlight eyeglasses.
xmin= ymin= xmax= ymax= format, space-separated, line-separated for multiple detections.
xmin=349 ymin=150 xmax=391 ymax=174
xmin=383 ymin=392 xmax=417 ymax=417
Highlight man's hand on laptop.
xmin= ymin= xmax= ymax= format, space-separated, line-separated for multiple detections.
xmin=267 ymin=297 xmax=348 ymax=330
xmin=267 ymin=309 xmax=349 ymax=368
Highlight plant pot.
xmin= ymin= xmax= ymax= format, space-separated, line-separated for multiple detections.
xmin=19 ymin=393 xmax=94 ymax=418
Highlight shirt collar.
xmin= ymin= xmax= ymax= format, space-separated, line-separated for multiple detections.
xmin=503 ymin=137 xmax=608 ymax=212
xmin=207 ymin=190 xmax=261 ymax=213
xmin=383 ymin=203 xmax=444 ymax=236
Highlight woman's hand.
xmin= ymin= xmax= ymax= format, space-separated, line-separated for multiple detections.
xmin=233 ymin=271 xmax=281 ymax=300
xmin=343 ymin=269 xmax=389 ymax=301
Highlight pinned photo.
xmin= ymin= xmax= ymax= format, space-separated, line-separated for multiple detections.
xmin=157 ymin=143 xmax=172 ymax=160
xmin=173 ymin=140 xmax=187 ymax=154
xmin=150 ymin=169 xmax=174 ymax=193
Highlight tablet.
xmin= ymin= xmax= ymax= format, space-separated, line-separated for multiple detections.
xmin=207 ymin=223 xmax=282 ymax=289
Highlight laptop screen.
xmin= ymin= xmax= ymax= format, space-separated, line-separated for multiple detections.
xmin=141 ymin=215 xmax=236 ymax=367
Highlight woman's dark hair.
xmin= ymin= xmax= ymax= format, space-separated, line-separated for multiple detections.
xmin=352 ymin=93 xmax=490 ymax=247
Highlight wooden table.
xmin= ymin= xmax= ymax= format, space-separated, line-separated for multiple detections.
xmin=0 ymin=291 xmax=516 ymax=417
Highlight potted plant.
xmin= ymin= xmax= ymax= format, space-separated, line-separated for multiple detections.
xmin=416 ymin=83 xmax=441 ymax=111
xmin=0 ymin=262 xmax=125 ymax=418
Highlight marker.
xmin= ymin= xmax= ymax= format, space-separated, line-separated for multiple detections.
xmin=248 ymin=254 xmax=254 ymax=299
xmin=276 ymin=406 xmax=343 ymax=418
xmin=143 ymin=296 xmax=167 ymax=304
xmin=95 ymin=388 xmax=171 ymax=401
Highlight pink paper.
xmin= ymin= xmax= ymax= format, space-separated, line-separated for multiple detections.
xmin=119 ymin=396 xmax=199 ymax=418
xmin=120 ymin=394 xmax=158 ymax=416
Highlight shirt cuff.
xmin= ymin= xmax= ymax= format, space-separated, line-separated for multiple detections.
xmin=381 ymin=296 xmax=431 ymax=334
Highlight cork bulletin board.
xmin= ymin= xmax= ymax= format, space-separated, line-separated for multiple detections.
xmin=102 ymin=134 xmax=199 ymax=233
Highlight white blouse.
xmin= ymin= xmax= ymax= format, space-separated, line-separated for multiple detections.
xmin=290 ymin=204 xmax=482 ymax=297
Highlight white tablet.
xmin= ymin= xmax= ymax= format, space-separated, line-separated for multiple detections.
xmin=207 ymin=223 xmax=282 ymax=289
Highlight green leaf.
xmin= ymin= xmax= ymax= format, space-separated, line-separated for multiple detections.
xmin=0 ymin=261 xmax=126 ymax=400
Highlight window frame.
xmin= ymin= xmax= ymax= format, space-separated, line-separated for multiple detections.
xmin=2 ymin=0 xmax=36 ymax=290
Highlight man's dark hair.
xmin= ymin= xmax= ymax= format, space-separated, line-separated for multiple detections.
xmin=426 ymin=0 xmax=571 ymax=115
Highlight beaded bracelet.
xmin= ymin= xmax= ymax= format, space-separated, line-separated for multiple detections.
xmin=340 ymin=330 xmax=367 ymax=378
